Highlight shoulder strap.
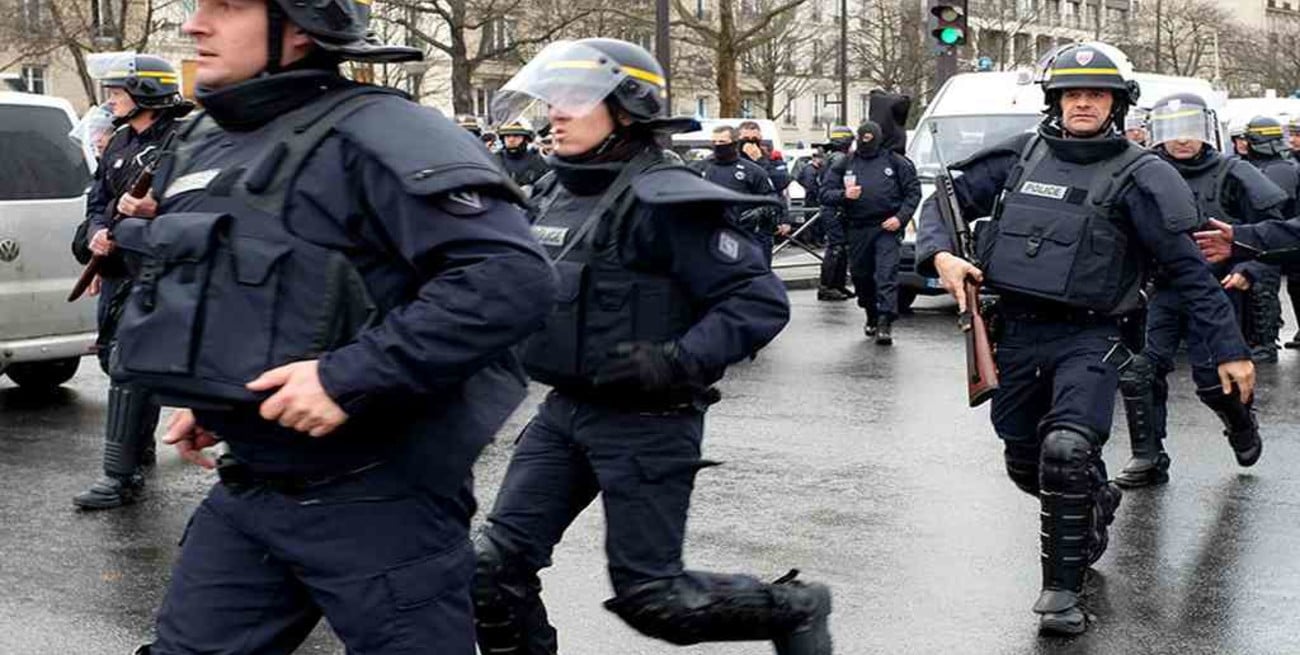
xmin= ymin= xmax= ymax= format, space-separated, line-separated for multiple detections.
xmin=1004 ymin=134 xmax=1046 ymax=191
xmin=550 ymin=150 xmax=659 ymax=263
xmin=237 ymin=86 xmax=397 ymax=217
xmin=1086 ymin=146 xmax=1154 ymax=212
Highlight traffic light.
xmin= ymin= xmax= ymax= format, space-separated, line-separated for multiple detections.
xmin=929 ymin=0 xmax=968 ymax=47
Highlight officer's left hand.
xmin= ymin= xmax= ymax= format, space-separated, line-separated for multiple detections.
xmin=246 ymin=361 xmax=349 ymax=437
xmin=1221 ymin=272 xmax=1251 ymax=291
xmin=592 ymin=342 xmax=683 ymax=391
xmin=116 ymin=190 xmax=158 ymax=218
xmin=1217 ymin=359 xmax=1255 ymax=404
xmin=777 ymin=223 xmax=793 ymax=237
xmin=1193 ymin=219 xmax=1235 ymax=264
xmin=881 ymin=217 xmax=902 ymax=232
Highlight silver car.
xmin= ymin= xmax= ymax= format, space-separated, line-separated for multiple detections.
xmin=0 ymin=91 xmax=97 ymax=389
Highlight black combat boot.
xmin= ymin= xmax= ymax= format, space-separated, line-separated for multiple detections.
xmin=1116 ymin=369 xmax=1169 ymax=488
xmin=73 ymin=384 xmax=158 ymax=510
xmin=874 ymin=317 xmax=893 ymax=346
xmin=1285 ymin=330 xmax=1300 ymax=349
xmin=604 ymin=570 xmax=831 ymax=655
xmin=863 ymin=309 xmax=878 ymax=338
xmin=1035 ymin=429 xmax=1096 ymax=636
xmin=1088 ymin=482 xmax=1122 ymax=565
xmin=1196 ymin=387 xmax=1262 ymax=467
xmin=817 ymin=287 xmax=851 ymax=301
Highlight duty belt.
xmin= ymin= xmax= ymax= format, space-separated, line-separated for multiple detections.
xmin=1001 ymin=306 xmax=1117 ymax=325
xmin=216 ymin=455 xmax=385 ymax=495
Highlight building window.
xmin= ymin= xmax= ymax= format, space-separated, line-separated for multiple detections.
xmin=21 ymin=65 xmax=47 ymax=94
xmin=812 ymin=0 xmax=823 ymax=22
xmin=859 ymin=94 xmax=870 ymax=125
xmin=783 ymin=97 xmax=799 ymax=125
xmin=92 ymin=0 xmax=117 ymax=39
xmin=481 ymin=18 xmax=514 ymax=55
xmin=741 ymin=98 xmax=755 ymax=118
xmin=696 ymin=96 xmax=709 ymax=118
xmin=474 ymin=86 xmax=497 ymax=122
xmin=22 ymin=0 xmax=46 ymax=30
xmin=696 ymin=0 xmax=708 ymax=20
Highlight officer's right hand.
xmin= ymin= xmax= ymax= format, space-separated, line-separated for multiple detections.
xmin=89 ymin=228 xmax=115 ymax=256
xmin=845 ymin=185 xmax=862 ymax=200
xmin=933 ymin=251 xmax=984 ymax=314
xmin=1193 ymin=219 xmax=1235 ymax=264
xmin=117 ymin=190 xmax=158 ymax=218
xmin=1221 ymin=272 xmax=1251 ymax=291
xmin=163 ymin=409 xmax=221 ymax=470
xmin=1217 ymin=359 xmax=1255 ymax=404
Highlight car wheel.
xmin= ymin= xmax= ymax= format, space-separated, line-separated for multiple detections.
xmin=898 ymin=289 xmax=917 ymax=314
xmin=5 ymin=358 xmax=81 ymax=390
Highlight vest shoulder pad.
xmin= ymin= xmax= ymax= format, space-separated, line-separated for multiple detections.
xmin=631 ymin=165 xmax=781 ymax=207
xmin=335 ymin=97 xmax=523 ymax=203
xmin=1125 ymin=152 xmax=1200 ymax=233
xmin=951 ymin=132 xmax=1035 ymax=172
xmin=1225 ymin=158 xmax=1291 ymax=211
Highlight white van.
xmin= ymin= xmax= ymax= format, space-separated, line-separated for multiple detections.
xmin=900 ymin=70 xmax=1223 ymax=308
xmin=0 ymin=91 xmax=98 ymax=389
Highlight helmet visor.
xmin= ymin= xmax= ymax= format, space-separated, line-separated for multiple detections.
xmin=490 ymin=41 xmax=629 ymax=128
xmin=85 ymin=51 xmax=138 ymax=81
xmin=1148 ymin=104 xmax=1215 ymax=147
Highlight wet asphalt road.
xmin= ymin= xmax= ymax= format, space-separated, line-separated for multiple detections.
xmin=3 ymin=289 xmax=1300 ymax=654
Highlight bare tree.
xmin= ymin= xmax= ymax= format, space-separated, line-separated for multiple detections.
xmin=0 ymin=0 xmax=173 ymax=105
xmin=969 ymin=0 xmax=1059 ymax=70
xmin=381 ymin=0 xmax=599 ymax=116
xmin=1124 ymin=0 xmax=1233 ymax=78
xmin=739 ymin=1 xmax=815 ymax=120
xmin=670 ymin=0 xmax=807 ymax=116
xmin=1220 ymin=25 xmax=1300 ymax=97
xmin=849 ymin=0 xmax=928 ymax=96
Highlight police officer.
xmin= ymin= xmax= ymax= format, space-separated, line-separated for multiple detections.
xmin=472 ymin=38 xmax=832 ymax=655
xmin=113 ymin=0 xmax=556 ymax=650
xmin=1240 ymin=116 xmax=1299 ymax=361
xmin=739 ymin=119 xmax=791 ymax=192
xmin=496 ymin=119 xmax=550 ymax=193
xmin=72 ymin=53 xmax=193 ymax=510
xmin=1124 ymin=107 xmax=1149 ymax=146
xmin=1289 ymin=117 xmax=1300 ymax=159
xmin=816 ymin=127 xmax=856 ymax=301
xmin=1115 ymin=93 xmax=1281 ymax=488
xmin=694 ymin=124 xmax=785 ymax=266
xmin=916 ymin=42 xmax=1254 ymax=636
xmin=795 ymin=148 xmax=826 ymax=246
xmin=1286 ymin=117 xmax=1300 ymax=348
xmin=820 ymin=121 xmax=921 ymax=345
xmin=1230 ymin=125 xmax=1249 ymax=158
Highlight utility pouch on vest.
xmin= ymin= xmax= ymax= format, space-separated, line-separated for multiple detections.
xmin=521 ymin=260 xmax=588 ymax=384
xmin=110 ymin=87 xmax=389 ymax=407
xmin=983 ymin=138 xmax=1146 ymax=312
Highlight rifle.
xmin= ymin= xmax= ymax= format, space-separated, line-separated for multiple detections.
xmin=68 ymin=133 xmax=174 ymax=302
xmin=929 ymin=122 xmax=999 ymax=407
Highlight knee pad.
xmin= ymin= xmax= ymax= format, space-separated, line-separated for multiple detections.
xmin=472 ymin=533 xmax=552 ymax=654
xmin=1039 ymin=427 xmax=1097 ymax=494
xmin=1002 ymin=440 xmax=1040 ymax=496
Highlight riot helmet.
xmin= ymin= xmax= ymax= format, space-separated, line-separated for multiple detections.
xmin=498 ymin=119 xmax=535 ymax=140
xmin=86 ymin=52 xmax=188 ymax=112
xmin=825 ymin=125 xmax=855 ymax=152
xmin=1147 ymin=93 xmax=1218 ymax=150
xmin=456 ymin=115 xmax=483 ymax=137
xmin=265 ymin=0 xmax=420 ymax=65
xmin=1034 ymin=42 xmax=1139 ymax=132
xmin=1245 ymin=116 xmax=1288 ymax=157
xmin=491 ymin=38 xmax=695 ymax=134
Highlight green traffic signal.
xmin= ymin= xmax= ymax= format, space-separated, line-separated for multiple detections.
xmin=939 ymin=27 xmax=963 ymax=45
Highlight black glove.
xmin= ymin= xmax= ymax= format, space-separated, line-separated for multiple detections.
xmin=592 ymin=341 xmax=690 ymax=392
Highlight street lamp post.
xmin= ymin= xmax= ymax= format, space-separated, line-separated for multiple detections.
xmin=839 ymin=0 xmax=848 ymax=125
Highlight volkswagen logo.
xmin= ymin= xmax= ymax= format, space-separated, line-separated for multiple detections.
xmin=0 ymin=238 xmax=18 ymax=263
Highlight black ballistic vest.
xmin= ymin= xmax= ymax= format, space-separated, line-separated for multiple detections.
xmin=521 ymin=161 xmax=696 ymax=392
xmin=981 ymin=136 xmax=1151 ymax=314
xmin=111 ymin=87 xmax=387 ymax=407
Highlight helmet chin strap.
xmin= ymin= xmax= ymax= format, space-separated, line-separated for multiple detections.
xmin=264 ymin=1 xmax=286 ymax=75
